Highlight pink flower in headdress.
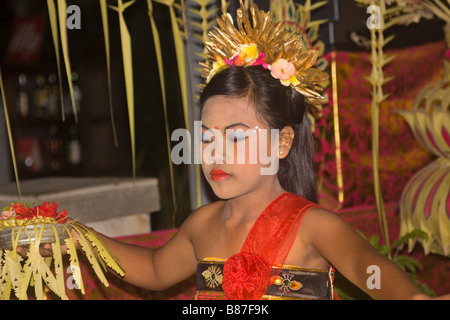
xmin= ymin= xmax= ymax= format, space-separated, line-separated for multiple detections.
xmin=269 ymin=59 xmax=299 ymax=86
xmin=251 ymin=52 xmax=268 ymax=68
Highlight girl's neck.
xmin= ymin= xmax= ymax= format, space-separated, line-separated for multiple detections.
xmin=222 ymin=182 xmax=286 ymax=223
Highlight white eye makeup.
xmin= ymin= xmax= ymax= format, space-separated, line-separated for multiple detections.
xmin=226 ymin=129 xmax=248 ymax=143
xmin=201 ymin=123 xmax=257 ymax=144
xmin=201 ymin=130 xmax=215 ymax=143
xmin=202 ymin=123 xmax=261 ymax=143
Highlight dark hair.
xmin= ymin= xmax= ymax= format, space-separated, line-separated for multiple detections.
xmin=199 ymin=66 xmax=318 ymax=203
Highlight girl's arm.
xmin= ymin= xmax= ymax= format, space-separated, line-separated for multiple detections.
xmin=95 ymin=224 xmax=198 ymax=290
xmin=303 ymin=208 xmax=428 ymax=300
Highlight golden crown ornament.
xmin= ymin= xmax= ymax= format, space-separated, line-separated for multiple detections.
xmin=200 ymin=3 xmax=328 ymax=108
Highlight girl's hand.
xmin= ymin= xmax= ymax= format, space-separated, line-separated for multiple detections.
xmin=16 ymin=223 xmax=81 ymax=257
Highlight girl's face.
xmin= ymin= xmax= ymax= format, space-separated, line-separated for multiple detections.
xmin=201 ymin=95 xmax=280 ymax=200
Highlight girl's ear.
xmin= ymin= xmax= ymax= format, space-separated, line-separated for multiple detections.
xmin=278 ymin=126 xmax=295 ymax=159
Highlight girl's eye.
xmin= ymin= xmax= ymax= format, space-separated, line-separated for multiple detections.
xmin=227 ymin=131 xmax=247 ymax=143
xmin=202 ymin=131 xmax=214 ymax=143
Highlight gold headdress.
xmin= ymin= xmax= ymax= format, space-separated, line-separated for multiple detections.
xmin=201 ymin=3 xmax=328 ymax=107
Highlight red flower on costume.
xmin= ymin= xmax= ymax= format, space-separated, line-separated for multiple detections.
xmin=222 ymin=252 xmax=271 ymax=300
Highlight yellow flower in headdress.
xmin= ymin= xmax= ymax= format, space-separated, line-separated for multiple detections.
xmin=235 ymin=43 xmax=259 ymax=65
xmin=207 ymin=57 xmax=227 ymax=82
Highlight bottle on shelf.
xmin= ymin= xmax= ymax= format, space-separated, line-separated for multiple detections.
xmin=64 ymin=71 xmax=82 ymax=120
xmin=67 ymin=124 xmax=82 ymax=168
xmin=46 ymin=125 xmax=64 ymax=172
xmin=47 ymin=73 xmax=60 ymax=120
xmin=17 ymin=73 xmax=29 ymax=119
xmin=33 ymin=74 xmax=49 ymax=119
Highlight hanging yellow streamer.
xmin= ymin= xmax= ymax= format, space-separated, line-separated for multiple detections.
xmin=189 ymin=0 xmax=223 ymax=209
xmin=47 ymin=0 xmax=66 ymax=122
xmin=100 ymin=0 xmax=119 ymax=147
xmin=109 ymin=0 xmax=137 ymax=178
xmin=146 ymin=0 xmax=178 ymax=225
xmin=153 ymin=0 xmax=200 ymax=209
xmin=153 ymin=0 xmax=190 ymax=133
xmin=58 ymin=0 xmax=78 ymax=122
xmin=0 ymin=65 xmax=21 ymax=201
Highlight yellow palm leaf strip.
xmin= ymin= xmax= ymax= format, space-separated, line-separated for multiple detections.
xmin=5 ymin=250 xmax=23 ymax=299
xmin=12 ymin=226 xmax=35 ymax=300
xmin=330 ymin=51 xmax=344 ymax=204
xmin=0 ymin=250 xmax=5 ymax=298
xmin=22 ymin=223 xmax=60 ymax=300
xmin=220 ymin=0 xmax=229 ymax=14
xmin=4 ymin=250 xmax=21 ymax=299
xmin=0 ymin=64 xmax=21 ymax=200
xmin=168 ymin=1 xmax=190 ymax=132
xmin=25 ymin=224 xmax=44 ymax=300
xmin=155 ymin=0 xmax=194 ymax=210
xmin=174 ymin=8 xmax=190 ymax=131
xmin=57 ymin=0 xmax=78 ymax=123
xmin=191 ymin=0 xmax=220 ymax=209
xmin=146 ymin=0 xmax=178 ymax=224
xmin=50 ymin=224 xmax=67 ymax=299
xmin=100 ymin=0 xmax=119 ymax=147
xmin=5 ymin=225 xmax=25 ymax=299
xmin=109 ymin=0 xmax=136 ymax=178
xmin=46 ymin=0 xmax=66 ymax=122
xmin=74 ymin=223 xmax=124 ymax=276
xmin=0 ymin=250 xmax=9 ymax=299
xmin=34 ymin=248 xmax=63 ymax=300
xmin=17 ymin=228 xmax=36 ymax=291
xmin=63 ymin=224 xmax=84 ymax=294
xmin=179 ymin=0 xmax=201 ymax=211
xmin=70 ymin=224 xmax=109 ymax=287
xmin=190 ymin=0 xmax=219 ymax=43
xmin=8 ymin=226 xmax=26 ymax=299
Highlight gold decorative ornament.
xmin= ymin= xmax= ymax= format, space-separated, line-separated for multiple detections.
xmin=200 ymin=2 xmax=328 ymax=108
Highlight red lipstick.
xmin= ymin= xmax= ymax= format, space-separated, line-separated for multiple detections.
xmin=210 ymin=169 xmax=230 ymax=181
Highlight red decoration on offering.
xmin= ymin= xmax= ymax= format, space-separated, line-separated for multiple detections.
xmin=6 ymin=201 xmax=68 ymax=223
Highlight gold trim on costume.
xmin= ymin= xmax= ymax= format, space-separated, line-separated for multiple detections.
xmin=199 ymin=257 xmax=328 ymax=273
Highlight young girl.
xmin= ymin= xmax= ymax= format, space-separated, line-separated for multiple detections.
xmin=72 ymin=4 xmax=448 ymax=300
xmin=28 ymin=4 xmax=446 ymax=300
xmin=95 ymin=70 xmax=427 ymax=300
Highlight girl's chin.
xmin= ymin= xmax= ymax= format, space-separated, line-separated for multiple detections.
xmin=209 ymin=185 xmax=241 ymax=200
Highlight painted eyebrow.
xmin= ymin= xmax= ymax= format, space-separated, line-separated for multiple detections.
xmin=201 ymin=123 xmax=251 ymax=131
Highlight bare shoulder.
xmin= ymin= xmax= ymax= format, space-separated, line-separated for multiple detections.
xmin=300 ymin=206 xmax=375 ymax=264
xmin=180 ymin=200 xmax=225 ymax=237
xmin=301 ymin=206 xmax=352 ymax=232
xmin=300 ymin=206 xmax=366 ymax=252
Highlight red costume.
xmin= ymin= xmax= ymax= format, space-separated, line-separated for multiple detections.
xmin=195 ymin=192 xmax=338 ymax=300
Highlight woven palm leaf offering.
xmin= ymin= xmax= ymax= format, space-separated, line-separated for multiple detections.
xmin=0 ymin=201 xmax=124 ymax=300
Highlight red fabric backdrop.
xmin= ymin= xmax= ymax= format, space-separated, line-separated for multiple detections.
xmin=316 ymin=41 xmax=446 ymax=211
